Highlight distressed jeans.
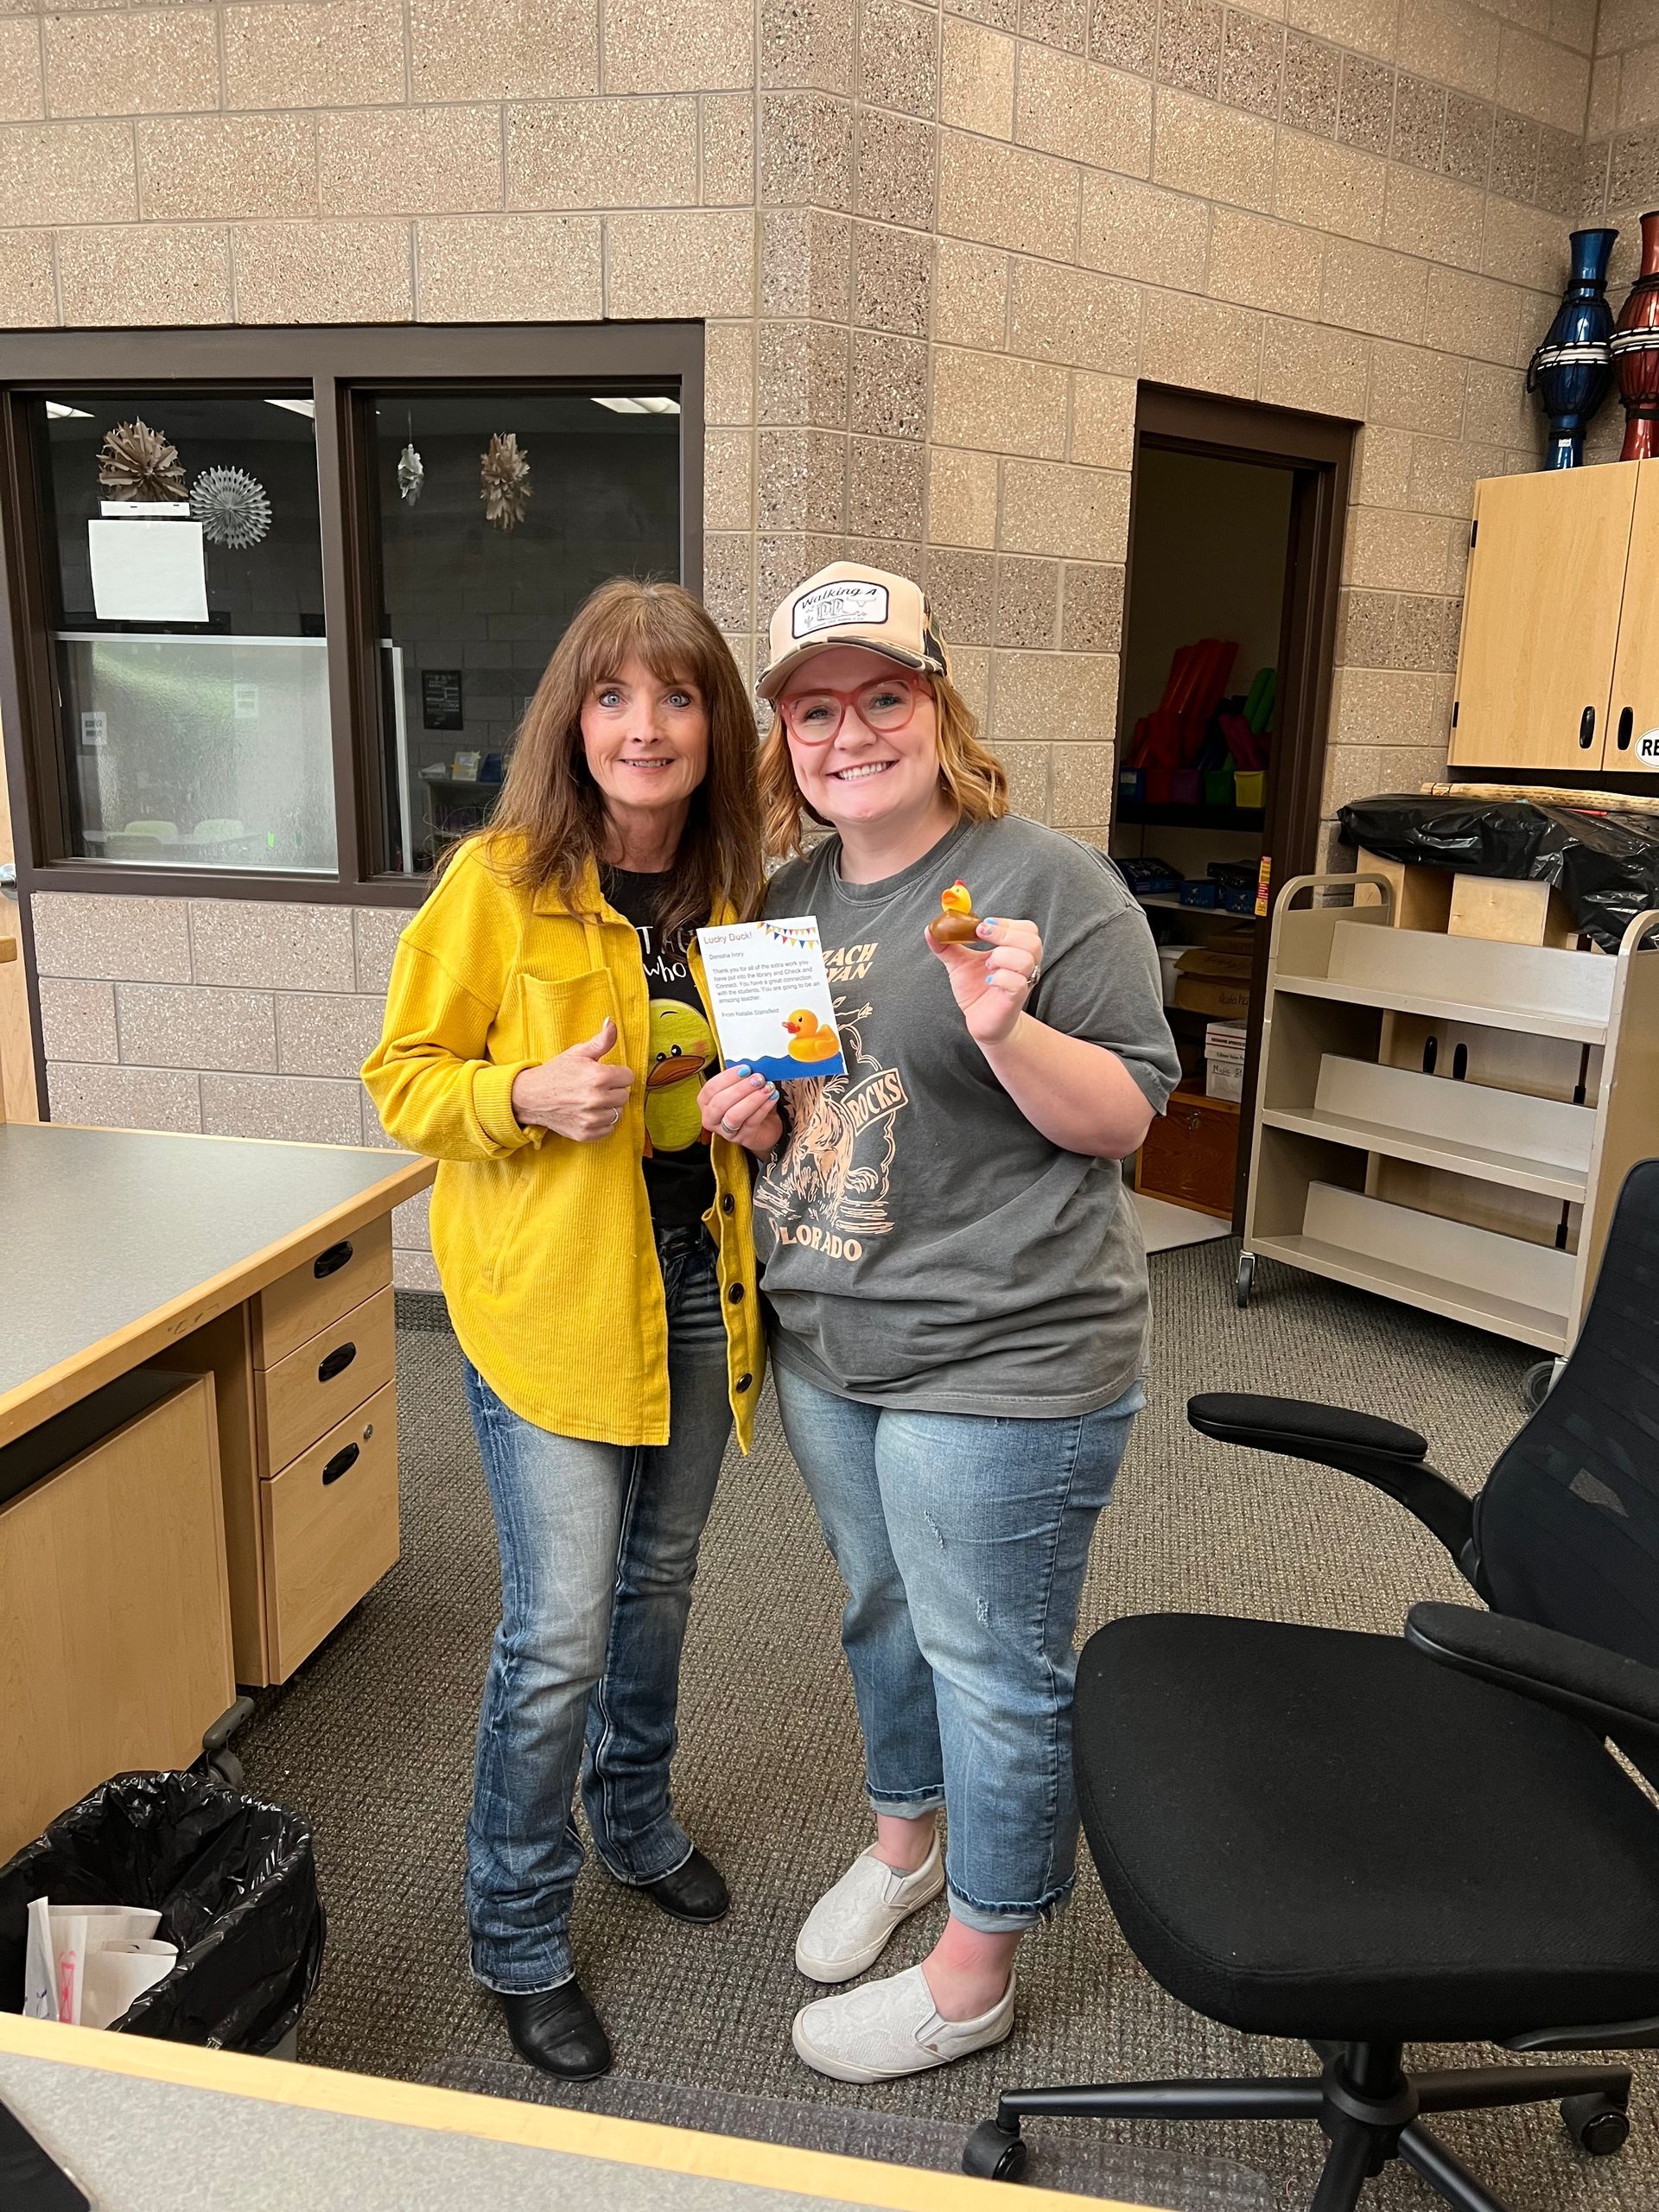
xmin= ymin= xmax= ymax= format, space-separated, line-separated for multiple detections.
xmin=773 ymin=1362 xmax=1145 ymax=1933
xmin=464 ymin=1226 xmax=731 ymax=1993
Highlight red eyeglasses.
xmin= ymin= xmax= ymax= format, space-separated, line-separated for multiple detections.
xmin=777 ymin=671 xmax=929 ymax=745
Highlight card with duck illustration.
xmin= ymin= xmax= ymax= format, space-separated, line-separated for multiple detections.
xmin=696 ymin=917 xmax=848 ymax=1084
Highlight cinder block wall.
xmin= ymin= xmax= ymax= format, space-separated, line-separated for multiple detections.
xmin=4 ymin=0 xmax=1654 ymax=1283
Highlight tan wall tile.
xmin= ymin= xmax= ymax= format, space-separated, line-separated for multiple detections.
xmin=937 ymin=130 xmax=1078 ymax=257
xmin=509 ymin=97 xmax=698 ymax=209
xmin=1001 ymin=457 xmax=1130 ymax=559
xmin=48 ymin=1063 xmax=201 ymax=1135
xmin=1051 ymin=739 xmax=1117 ymax=824
xmin=1208 ymin=206 xmax=1323 ymax=316
xmin=998 ymin=741 xmax=1052 ymax=817
xmin=948 ymin=643 xmax=990 ymax=722
xmin=226 ymin=0 xmax=406 ymax=110
xmin=851 ymin=327 xmax=927 ymax=438
xmin=933 ymin=237 xmax=1009 ymax=346
xmin=1274 ymin=127 xmax=1385 ymax=241
xmin=321 ymin=107 xmax=503 ymax=218
xmin=1407 ymin=435 xmax=1510 ymax=517
xmin=761 ymin=90 xmax=854 ymax=210
xmin=758 ymin=425 xmax=844 ymax=531
xmin=1333 ymin=664 xmax=1456 ymax=746
xmin=1381 ymin=167 xmax=1484 ymax=270
xmin=1153 ymin=88 xmax=1275 ymax=213
xmin=1368 ymin=338 xmax=1469 ymax=430
xmin=1287 ymin=0 xmax=1395 ymax=62
xmin=1322 ymin=235 xmax=1427 ymax=340
xmin=1481 ymin=191 xmax=1570 ymax=291
xmin=1396 ymin=0 xmax=1497 ymax=99
xmin=1016 ymin=46 xmax=1154 ymax=174
xmin=1355 ymin=421 xmax=1413 ymax=502
xmin=1060 ymin=560 xmax=1125 ymax=651
xmin=859 ymin=0 xmax=940 ymax=118
xmin=393 ymin=1185 xmax=433 ymax=1250
xmin=1260 ymin=314 xmax=1370 ymax=413
xmin=991 ymin=648 xmax=1117 ymax=742
xmin=1078 ymin=171 xmax=1210 ymax=285
xmin=762 ymin=0 xmax=855 ymax=93
xmin=1463 ymin=358 xmax=1531 ymax=443
xmin=931 ymin=345 xmax=1069 ymax=454
xmin=1347 ymin=504 xmax=1464 ymax=592
xmin=1497 ymin=22 xmax=1592 ymax=130
xmin=1425 ymin=265 xmax=1525 ymax=365
xmin=995 ymin=556 xmax=1060 ymax=646
xmin=200 ymin=1071 xmax=365 ymax=1145
xmin=928 ymin=445 xmax=999 ymax=544
xmin=941 ymin=16 xmax=1016 ymax=137
xmin=702 ymin=531 xmax=752 ymax=632
xmin=606 ymin=208 xmax=754 ymax=316
xmin=707 ymin=321 xmax=756 ymax=423
xmin=0 ymin=227 xmax=56 ymax=327
xmin=702 ymin=92 xmax=754 ymax=204
xmin=30 ymin=890 xmax=190 ymax=982
xmin=0 ymin=122 xmax=136 ymax=225
xmin=410 ymin=0 xmax=598 ymax=99
xmin=233 ymin=219 xmax=414 ymax=323
xmin=605 ymin=0 xmax=755 ymax=92
xmin=855 ymin=219 xmax=932 ymax=337
xmin=190 ymin=899 xmax=357 ymax=991
xmin=1069 ymin=370 xmax=1136 ymax=467
xmin=849 ymin=433 xmax=925 ymax=537
xmin=416 ymin=213 xmax=602 ymax=320
xmin=706 ymin=429 xmax=753 ymax=531
xmin=46 ymin=10 xmax=218 ymax=119
xmin=1141 ymin=287 xmax=1265 ymax=397
xmin=1007 ymin=257 xmax=1139 ymax=372
xmin=394 ymin=1249 xmax=442 ymax=1291
xmin=59 ymin=222 xmax=232 ymax=325
xmin=117 ymin=982 xmax=277 ymax=1072
xmin=39 ymin=977 xmax=117 ymax=1065
xmin=353 ymin=906 xmax=411 ymax=997
xmin=855 ymin=108 xmax=935 ymax=226
xmin=275 ymin=993 xmax=386 ymax=1077
xmin=926 ymin=546 xmax=995 ymax=639
xmin=0 ymin=21 xmax=41 ymax=124
xmin=138 ymin=115 xmax=319 ymax=222
xmin=1617 ymin=42 xmax=1659 ymax=129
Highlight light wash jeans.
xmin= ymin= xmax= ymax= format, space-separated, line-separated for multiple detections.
xmin=464 ymin=1224 xmax=731 ymax=1993
xmin=772 ymin=1362 xmax=1145 ymax=1934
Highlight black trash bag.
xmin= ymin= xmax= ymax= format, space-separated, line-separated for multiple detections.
xmin=1338 ymin=793 xmax=1659 ymax=955
xmin=0 ymin=1771 xmax=324 ymax=2051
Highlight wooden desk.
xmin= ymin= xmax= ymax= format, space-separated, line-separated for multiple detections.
xmin=0 ymin=1124 xmax=434 ymax=1859
xmin=0 ymin=2017 xmax=1163 ymax=2212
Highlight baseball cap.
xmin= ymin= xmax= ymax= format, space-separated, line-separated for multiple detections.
xmin=756 ymin=561 xmax=950 ymax=701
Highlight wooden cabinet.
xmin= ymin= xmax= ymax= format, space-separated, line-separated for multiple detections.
xmin=1608 ymin=463 xmax=1659 ymax=772
xmin=1135 ymin=1088 xmax=1239 ymax=1217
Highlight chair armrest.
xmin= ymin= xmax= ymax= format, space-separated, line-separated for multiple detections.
xmin=1188 ymin=1393 xmax=1475 ymax=1574
xmin=1406 ymin=1603 xmax=1659 ymax=1766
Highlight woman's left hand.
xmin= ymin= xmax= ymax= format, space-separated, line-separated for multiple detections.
xmin=698 ymin=1065 xmax=785 ymax=1157
xmin=926 ymin=915 xmax=1043 ymax=1046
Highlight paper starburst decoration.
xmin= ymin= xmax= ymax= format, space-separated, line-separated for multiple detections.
xmin=191 ymin=466 xmax=272 ymax=550
xmin=98 ymin=419 xmax=187 ymax=504
xmin=480 ymin=432 xmax=531 ymax=532
xmin=397 ymin=441 xmax=424 ymax=505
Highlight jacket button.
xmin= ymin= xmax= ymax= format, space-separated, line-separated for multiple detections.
xmin=735 ymin=1372 xmax=753 ymax=1392
xmin=727 ymin=1281 xmax=744 ymax=1304
xmin=721 ymin=1192 xmax=735 ymax=1214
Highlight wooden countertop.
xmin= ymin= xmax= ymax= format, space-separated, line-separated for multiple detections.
xmin=0 ymin=2018 xmax=1162 ymax=2212
xmin=0 ymin=1124 xmax=434 ymax=1447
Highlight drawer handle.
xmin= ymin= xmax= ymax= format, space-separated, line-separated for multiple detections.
xmin=1618 ymin=706 xmax=1634 ymax=751
xmin=318 ymin=1342 xmax=357 ymax=1383
xmin=314 ymin=1240 xmax=353 ymax=1281
xmin=1579 ymin=705 xmax=1596 ymax=749
xmin=321 ymin=1441 xmax=359 ymax=1485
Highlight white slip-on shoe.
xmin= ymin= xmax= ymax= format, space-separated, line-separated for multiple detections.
xmin=791 ymin=1963 xmax=1015 ymax=2083
xmin=794 ymin=1834 xmax=946 ymax=1984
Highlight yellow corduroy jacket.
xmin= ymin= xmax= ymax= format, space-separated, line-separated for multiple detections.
xmin=361 ymin=836 xmax=764 ymax=1452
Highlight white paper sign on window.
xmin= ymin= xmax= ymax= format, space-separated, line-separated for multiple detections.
xmin=88 ymin=518 xmax=208 ymax=625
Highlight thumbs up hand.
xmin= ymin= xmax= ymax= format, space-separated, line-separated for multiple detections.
xmin=510 ymin=1017 xmax=636 ymax=1141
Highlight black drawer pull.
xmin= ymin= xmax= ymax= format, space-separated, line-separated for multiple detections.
xmin=318 ymin=1342 xmax=357 ymax=1383
xmin=321 ymin=1441 xmax=359 ymax=1485
xmin=313 ymin=1240 xmax=353 ymax=1281
xmin=1579 ymin=705 xmax=1596 ymax=748
xmin=1618 ymin=706 xmax=1634 ymax=751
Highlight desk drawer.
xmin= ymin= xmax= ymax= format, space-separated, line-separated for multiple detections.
xmin=253 ymin=1214 xmax=392 ymax=1370
xmin=261 ymin=1382 xmax=398 ymax=1680
xmin=257 ymin=1286 xmax=395 ymax=1478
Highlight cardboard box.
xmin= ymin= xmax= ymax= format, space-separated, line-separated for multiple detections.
xmin=1173 ymin=975 xmax=1252 ymax=1018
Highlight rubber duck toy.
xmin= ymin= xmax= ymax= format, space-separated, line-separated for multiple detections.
xmin=930 ymin=879 xmax=988 ymax=949
xmin=644 ymin=1001 xmax=713 ymax=1154
xmin=784 ymin=1009 xmax=841 ymax=1062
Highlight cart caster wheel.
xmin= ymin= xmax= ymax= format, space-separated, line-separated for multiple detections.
xmin=208 ymin=1748 xmax=245 ymax=1790
xmin=963 ymin=2120 xmax=1028 ymax=2183
xmin=1561 ymin=2094 xmax=1629 ymax=2157
xmin=1235 ymin=1252 xmax=1255 ymax=1309
xmin=1523 ymin=1359 xmax=1555 ymax=1414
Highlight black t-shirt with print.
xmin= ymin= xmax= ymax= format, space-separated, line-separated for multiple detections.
xmin=604 ymin=868 xmax=718 ymax=1232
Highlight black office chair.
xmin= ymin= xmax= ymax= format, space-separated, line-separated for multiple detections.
xmin=965 ymin=1158 xmax=1659 ymax=2212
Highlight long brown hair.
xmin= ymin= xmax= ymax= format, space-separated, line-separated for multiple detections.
xmin=463 ymin=578 xmax=764 ymax=932
xmin=757 ymin=660 xmax=1008 ymax=861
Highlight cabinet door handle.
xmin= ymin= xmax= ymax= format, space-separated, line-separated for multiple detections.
xmin=1579 ymin=706 xmax=1597 ymax=749
xmin=313 ymin=1239 xmax=353 ymax=1280
xmin=1618 ymin=706 xmax=1634 ymax=751
xmin=321 ymin=1441 xmax=359 ymax=1485
xmin=318 ymin=1342 xmax=357 ymax=1383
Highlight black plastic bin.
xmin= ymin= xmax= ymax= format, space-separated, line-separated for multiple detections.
xmin=0 ymin=1771 xmax=325 ymax=2052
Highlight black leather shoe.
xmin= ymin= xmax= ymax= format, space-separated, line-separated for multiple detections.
xmin=640 ymin=1847 xmax=730 ymax=1924
xmin=499 ymin=1980 xmax=612 ymax=2080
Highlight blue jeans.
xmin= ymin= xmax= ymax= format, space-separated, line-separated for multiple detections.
xmin=464 ymin=1226 xmax=731 ymax=1993
xmin=772 ymin=1363 xmax=1145 ymax=1934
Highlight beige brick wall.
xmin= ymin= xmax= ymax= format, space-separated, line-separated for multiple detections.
xmin=6 ymin=0 xmax=1657 ymax=1274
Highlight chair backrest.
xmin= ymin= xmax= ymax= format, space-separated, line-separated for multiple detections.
xmin=1475 ymin=1158 xmax=1659 ymax=1669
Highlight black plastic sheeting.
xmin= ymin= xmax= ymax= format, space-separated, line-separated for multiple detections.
xmin=0 ymin=1771 xmax=324 ymax=2051
xmin=1338 ymin=794 xmax=1659 ymax=956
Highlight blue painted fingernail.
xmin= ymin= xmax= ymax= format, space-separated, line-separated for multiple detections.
xmin=735 ymin=1063 xmax=750 ymax=1076
xmin=750 ymin=1072 xmax=767 ymax=1086
xmin=977 ymin=918 xmax=998 ymax=932
xmin=766 ymin=1084 xmax=779 ymax=1100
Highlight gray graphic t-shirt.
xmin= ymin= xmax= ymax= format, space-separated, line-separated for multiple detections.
xmin=753 ymin=814 xmax=1180 ymax=1419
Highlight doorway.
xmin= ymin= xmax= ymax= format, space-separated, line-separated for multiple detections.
xmin=1111 ymin=387 xmax=1352 ymax=1243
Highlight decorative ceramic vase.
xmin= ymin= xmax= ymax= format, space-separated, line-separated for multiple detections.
xmin=1612 ymin=211 xmax=1659 ymax=461
xmin=1528 ymin=228 xmax=1618 ymax=467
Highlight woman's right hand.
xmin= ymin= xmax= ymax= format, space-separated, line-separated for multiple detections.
xmin=698 ymin=1064 xmax=783 ymax=1155
xmin=511 ymin=1019 xmax=635 ymax=1141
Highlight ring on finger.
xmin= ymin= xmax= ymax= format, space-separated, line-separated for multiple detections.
xmin=719 ymin=1115 xmax=740 ymax=1138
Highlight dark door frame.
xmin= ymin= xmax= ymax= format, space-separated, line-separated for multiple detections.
xmin=1116 ymin=384 xmax=1355 ymax=1226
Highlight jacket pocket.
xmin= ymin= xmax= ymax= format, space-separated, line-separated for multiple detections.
xmin=518 ymin=968 xmax=619 ymax=1063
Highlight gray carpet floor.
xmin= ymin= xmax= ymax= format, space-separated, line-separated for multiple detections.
xmin=238 ymin=1241 xmax=1656 ymax=2211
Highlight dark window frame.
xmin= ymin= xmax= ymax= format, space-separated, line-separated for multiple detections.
xmin=0 ymin=321 xmax=706 ymax=909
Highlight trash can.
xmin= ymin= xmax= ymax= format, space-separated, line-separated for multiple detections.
xmin=0 ymin=1771 xmax=325 ymax=2053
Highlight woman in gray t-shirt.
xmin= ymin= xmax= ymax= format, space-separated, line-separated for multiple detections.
xmin=699 ymin=560 xmax=1179 ymax=2085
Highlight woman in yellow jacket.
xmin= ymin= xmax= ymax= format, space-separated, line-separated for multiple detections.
xmin=363 ymin=580 xmax=779 ymax=2082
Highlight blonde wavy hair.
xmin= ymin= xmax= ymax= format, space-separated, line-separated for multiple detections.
xmin=757 ymin=657 xmax=1008 ymax=861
